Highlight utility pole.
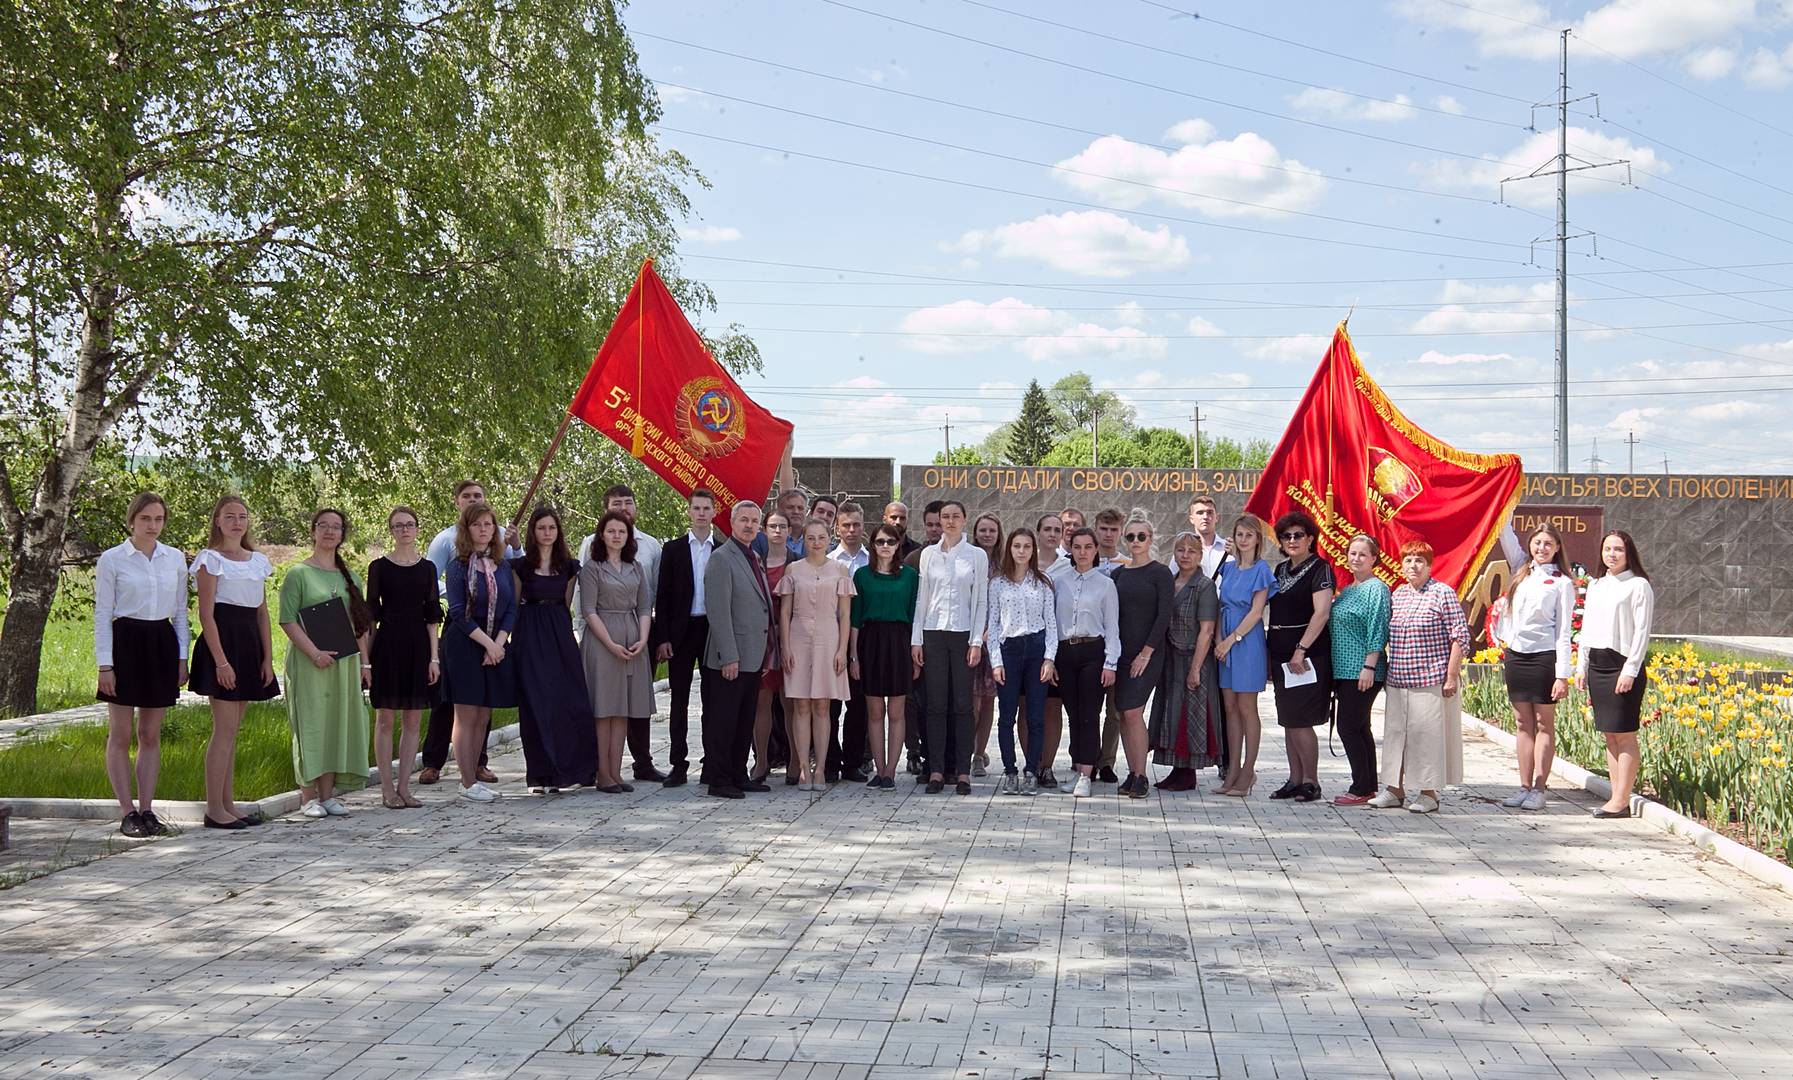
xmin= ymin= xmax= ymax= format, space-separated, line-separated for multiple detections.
xmin=1091 ymin=404 xmax=1101 ymax=468
xmin=1662 ymin=454 xmax=1671 ymax=475
xmin=1190 ymin=404 xmax=1203 ymax=469
xmin=942 ymin=412 xmax=952 ymax=462
xmin=1625 ymin=429 xmax=1638 ymax=474
xmin=1587 ymin=437 xmax=1605 ymax=473
xmin=1502 ymin=29 xmax=1629 ymax=473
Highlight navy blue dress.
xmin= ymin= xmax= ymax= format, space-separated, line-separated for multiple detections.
xmin=509 ymin=557 xmax=598 ymax=788
xmin=443 ymin=555 xmax=518 ymax=708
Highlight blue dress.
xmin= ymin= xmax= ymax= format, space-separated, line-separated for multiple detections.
xmin=1217 ymin=559 xmax=1277 ymax=692
xmin=509 ymin=557 xmax=597 ymax=787
xmin=442 ymin=556 xmax=519 ymax=708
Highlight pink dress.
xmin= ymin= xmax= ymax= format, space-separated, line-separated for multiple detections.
xmin=776 ymin=558 xmax=856 ymax=700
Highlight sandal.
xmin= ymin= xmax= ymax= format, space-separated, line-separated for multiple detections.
xmin=382 ymin=794 xmax=406 ymax=810
xmin=400 ymin=792 xmax=422 ymax=809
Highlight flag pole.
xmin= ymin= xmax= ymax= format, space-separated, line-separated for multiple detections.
xmin=630 ymin=258 xmax=651 ymax=457
xmin=512 ymin=412 xmax=575 ymax=530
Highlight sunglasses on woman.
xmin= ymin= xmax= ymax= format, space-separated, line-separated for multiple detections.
xmin=1124 ymin=531 xmax=1149 ymax=542
xmin=1280 ymin=530 xmax=1308 ymax=541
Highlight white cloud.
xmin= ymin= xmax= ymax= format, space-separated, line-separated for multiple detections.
xmin=655 ymin=83 xmax=706 ymax=106
xmin=1741 ymin=336 xmax=1793 ymax=363
xmin=1414 ymin=349 xmax=1517 ymax=365
xmin=1393 ymin=0 xmax=1755 ymax=60
xmin=1289 ymin=87 xmax=1418 ymax=122
xmin=1245 ymin=334 xmax=1334 ymax=363
xmin=1743 ymin=43 xmax=1793 ymax=87
xmin=1685 ymin=400 xmax=1774 ymax=422
xmin=1420 ymin=127 xmax=1664 ymax=206
xmin=1112 ymin=301 xmax=1147 ymax=326
xmin=1051 ymin=121 xmax=1326 ymax=220
xmin=951 ymin=210 xmax=1190 ymax=277
xmin=682 ymin=224 xmax=741 ymax=243
xmin=1410 ymin=280 xmax=1555 ymax=335
xmin=1434 ymin=95 xmax=1465 ymax=115
xmin=1021 ymin=324 xmax=1168 ymax=362
xmin=898 ymin=298 xmax=1062 ymax=353
xmin=1186 ymin=316 xmax=1224 ymax=336
xmin=856 ymin=63 xmax=909 ymax=84
xmin=1684 ymin=45 xmax=1740 ymax=79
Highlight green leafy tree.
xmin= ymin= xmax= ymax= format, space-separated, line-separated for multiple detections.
xmin=932 ymin=446 xmax=983 ymax=466
xmin=1046 ymin=373 xmax=1134 ymax=437
xmin=1006 ymin=379 xmax=1059 ymax=465
xmin=1201 ymin=435 xmax=1273 ymax=470
xmin=0 ymin=1 xmax=755 ymax=714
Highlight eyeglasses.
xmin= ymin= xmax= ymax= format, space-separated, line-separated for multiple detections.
xmin=1124 ymin=532 xmax=1149 ymax=542
xmin=1280 ymin=530 xmax=1309 ymax=541
xmin=390 ymin=521 xmax=418 ymax=530
xmin=314 ymin=523 xmax=344 ymax=533
xmin=873 ymin=538 xmax=898 ymax=547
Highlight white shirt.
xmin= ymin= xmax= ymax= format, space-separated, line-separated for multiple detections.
xmin=911 ymin=535 xmax=990 ymax=646
xmin=1199 ymin=535 xmax=1229 ymax=578
xmin=1039 ymin=553 xmax=1072 ymax=586
xmin=986 ymin=574 xmax=1060 ymax=665
xmin=827 ymin=542 xmax=870 ymax=575
xmin=95 ymin=540 xmax=190 ymax=666
xmin=1054 ymin=566 xmax=1120 ymax=670
xmin=1499 ymin=564 xmax=1576 ymax=678
xmin=190 ymin=549 xmax=275 ymax=609
xmin=1098 ymin=552 xmax=1128 ymax=577
xmin=1576 ymin=570 xmax=1655 ymax=679
xmin=686 ymin=530 xmax=715 ymax=616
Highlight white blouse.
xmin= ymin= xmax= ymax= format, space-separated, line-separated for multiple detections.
xmin=911 ymin=537 xmax=990 ymax=646
xmin=1499 ymin=564 xmax=1576 ymax=678
xmin=986 ymin=574 xmax=1060 ymax=665
xmin=94 ymin=540 xmax=191 ymax=666
xmin=1576 ymin=570 xmax=1655 ymax=678
xmin=190 ymin=549 xmax=275 ymax=609
xmin=1054 ymin=566 xmax=1121 ymax=671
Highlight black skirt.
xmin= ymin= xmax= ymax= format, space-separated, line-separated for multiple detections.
xmin=1587 ymin=647 xmax=1647 ymax=733
xmin=1270 ymin=650 xmax=1333 ymax=728
xmin=189 ymin=602 xmax=280 ymax=701
xmin=857 ymin=620 xmax=912 ymax=698
xmin=1503 ymin=649 xmax=1556 ymax=704
xmin=98 ymin=617 xmax=180 ymax=708
xmin=370 ymin=616 xmax=437 ymax=711
xmin=1117 ymin=647 xmax=1165 ymax=711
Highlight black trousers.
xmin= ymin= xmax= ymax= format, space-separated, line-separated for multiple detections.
xmin=905 ymin=671 xmax=928 ymax=769
xmin=664 ymin=616 xmax=707 ymax=773
xmin=827 ymin=679 xmax=867 ymax=776
xmin=1058 ymin=638 xmax=1106 ymax=768
xmin=923 ymin=630 xmax=973 ymax=777
xmin=627 ymin=717 xmax=654 ymax=773
xmin=699 ymin=664 xmax=760 ymax=790
xmin=421 ymin=697 xmax=489 ymax=771
xmin=1333 ymin=678 xmax=1382 ymax=796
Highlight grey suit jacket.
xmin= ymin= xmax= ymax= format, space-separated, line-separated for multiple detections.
xmin=703 ymin=539 xmax=771 ymax=672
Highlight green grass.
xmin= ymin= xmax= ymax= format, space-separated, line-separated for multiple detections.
xmin=0 ymin=703 xmax=517 ymax=801
xmin=1651 ymin=639 xmax=1786 ymax=669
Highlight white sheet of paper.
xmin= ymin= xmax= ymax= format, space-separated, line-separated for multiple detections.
xmin=1280 ymin=662 xmax=1318 ymax=688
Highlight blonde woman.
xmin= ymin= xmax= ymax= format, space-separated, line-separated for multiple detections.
xmin=1213 ymin=515 xmax=1272 ymax=796
xmin=779 ymin=517 xmax=856 ymax=790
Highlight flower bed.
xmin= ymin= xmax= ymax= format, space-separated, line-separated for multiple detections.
xmin=1466 ymin=642 xmax=1793 ymax=863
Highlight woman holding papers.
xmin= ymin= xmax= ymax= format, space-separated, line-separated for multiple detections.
xmin=278 ymin=508 xmax=373 ymax=819
xmin=1267 ymin=511 xmax=1334 ymax=803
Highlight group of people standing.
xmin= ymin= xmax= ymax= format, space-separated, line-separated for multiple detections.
xmin=90 ymin=479 xmax=1657 ymax=833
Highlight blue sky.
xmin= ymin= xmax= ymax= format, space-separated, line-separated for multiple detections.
xmin=630 ymin=0 xmax=1793 ymax=475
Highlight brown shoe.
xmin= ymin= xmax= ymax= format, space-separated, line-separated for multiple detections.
xmin=476 ymin=767 xmax=498 ymax=784
xmin=418 ymin=767 xmax=440 ymax=785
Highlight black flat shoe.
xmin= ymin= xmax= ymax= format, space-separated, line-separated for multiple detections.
xmin=786 ymin=772 xmax=801 ymax=786
xmin=662 ymin=770 xmax=688 ymax=789
xmin=1096 ymin=766 xmax=1119 ymax=784
xmin=598 ymin=784 xmax=625 ymax=794
xmin=634 ymin=765 xmax=667 ymax=782
xmin=617 ymin=783 xmax=635 ymax=793
xmin=1127 ymin=775 xmax=1148 ymax=799
xmin=204 ymin=815 xmax=249 ymax=830
xmin=707 ymin=785 xmax=745 ymax=799
xmin=955 ymin=780 xmax=972 ymax=795
xmin=741 ymin=781 xmax=771 ymax=793
xmin=926 ymin=779 xmax=945 ymax=794
xmin=139 ymin=810 xmax=170 ymax=836
xmin=1592 ymin=806 xmax=1632 ymax=818
xmin=236 ymin=812 xmax=266 ymax=826
xmin=1268 ymin=781 xmax=1300 ymax=800
xmin=1293 ymin=783 xmax=1322 ymax=803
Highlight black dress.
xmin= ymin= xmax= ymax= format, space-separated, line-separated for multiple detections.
xmin=367 ymin=556 xmax=443 ymax=710
xmin=1268 ymin=557 xmax=1334 ymax=729
xmin=510 ymin=557 xmax=598 ymax=788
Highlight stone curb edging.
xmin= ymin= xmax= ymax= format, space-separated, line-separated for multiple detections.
xmin=1 ymin=678 xmax=671 ymax=825
xmin=1464 ymin=712 xmax=1793 ymax=895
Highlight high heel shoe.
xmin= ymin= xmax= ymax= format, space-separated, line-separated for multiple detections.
xmin=1223 ymin=771 xmax=1256 ymax=797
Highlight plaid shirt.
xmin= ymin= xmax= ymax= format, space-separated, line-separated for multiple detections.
xmin=1387 ymin=577 xmax=1470 ymax=688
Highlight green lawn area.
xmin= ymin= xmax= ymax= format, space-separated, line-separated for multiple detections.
xmin=0 ymin=703 xmax=518 ymax=801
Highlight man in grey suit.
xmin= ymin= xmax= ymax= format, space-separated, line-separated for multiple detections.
xmin=700 ymin=500 xmax=773 ymax=799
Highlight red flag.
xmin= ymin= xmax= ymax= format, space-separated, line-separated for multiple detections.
xmin=1245 ymin=324 xmax=1522 ymax=594
xmin=569 ymin=260 xmax=793 ymax=510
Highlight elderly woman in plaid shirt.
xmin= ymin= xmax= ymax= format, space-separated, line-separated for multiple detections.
xmin=1368 ymin=539 xmax=1471 ymax=814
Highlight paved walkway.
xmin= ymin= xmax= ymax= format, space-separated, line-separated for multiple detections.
xmin=4 ymin=687 xmax=1792 ymax=1079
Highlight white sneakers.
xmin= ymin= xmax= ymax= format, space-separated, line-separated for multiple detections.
xmin=459 ymin=782 xmax=499 ymax=803
xmin=1072 ymin=774 xmax=1093 ymax=798
xmin=1407 ymin=793 xmax=1440 ymax=814
xmin=299 ymin=800 xmax=328 ymax=818
xmin=1502 ymin=788 xmax=1532 ymax=808
xmin=320 ymin=798 xmax=349 ymax=816
xmin=1367 ymin=789 xmax=1404 ymax=809
xmin=1521 ymin=789 xmax=1547 ymax=811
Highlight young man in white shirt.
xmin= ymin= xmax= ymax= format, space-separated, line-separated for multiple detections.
xmin=1185 ymin=495 xmax=1229 ymax=577
xmin=575 ymin=483 xmax=665 ymax=780
xmin=911 ymin=500 xmax=990 ymax=794
xmin=1090 ymin=506 xmax=1128 ymax=782
xmin=1057 ymin=507 xmax=1086 ymax=560
xmin=649 ymin=489 xmax=722 ymax=787
xmin=826 ymin=502 xmax=871 ymax=781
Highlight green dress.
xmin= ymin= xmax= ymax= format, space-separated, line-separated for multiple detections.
xmin=280 ymin=563 xmax=370 ymax=789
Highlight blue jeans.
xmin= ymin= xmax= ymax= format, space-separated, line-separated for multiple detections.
xmin=995 ymin=630 xmax=1048 ymax=775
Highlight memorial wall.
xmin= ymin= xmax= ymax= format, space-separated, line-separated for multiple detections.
xmin=900 ymin=465 xmax=1793 ymax=637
